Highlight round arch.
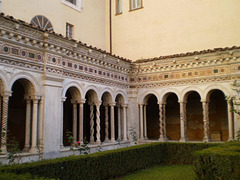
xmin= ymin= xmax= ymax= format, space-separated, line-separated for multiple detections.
xmin=8 ymin=72 xmax=41 ymax=95
xmin=138 ymin=90 xmax=160 ymax=104
xmin=62 ymin=81 xmax=83 ymax=100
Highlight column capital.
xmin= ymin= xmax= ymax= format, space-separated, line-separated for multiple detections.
xmin=139 ymin=103 xmax=144 ymax=106
xmin=30 ymin=95 xmax=41 ymax=101
xmin=178 ymin=100 xmax=187 ymax=104
xmin=80 ymin=99 xmax=86 ymax=104
xmin=24 ymin=94 xmax=32 ymax=100
xmin=71 ymin=99 xmax=79 ymax=104
xmin=62 ymin=97 xmax=67 ymax=102
xmin=109 ymin=102 xmax=116 ymax=106
xmin=2 ymin=90 xmax=12 ymax=97
xmin=201 ymin=99 xmax=209 ymax=103
xmin=121 ymin=104 xmax=128 ymax=108
xmin=158 ymin=101 xmax=166 ymax=105
xmin=95 ymin=101 xmax=102 ymax=106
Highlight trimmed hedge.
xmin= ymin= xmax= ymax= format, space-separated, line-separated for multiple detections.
xmin=0 ymin=142 xmax=217 ymax=180
xmin=194 ymin=141 xmax=240 ymax=180
xmin=0 ymin=172 xmax=54 ymax=180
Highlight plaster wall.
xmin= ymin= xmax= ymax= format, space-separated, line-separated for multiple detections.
xmin=111 ymin=0 xmax=240 ymax=60
xmin=1 ymin=0 xmax=107 ymax=50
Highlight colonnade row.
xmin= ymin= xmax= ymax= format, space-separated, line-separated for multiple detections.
xmin=139 ymin=91 xmax=234 ymax=142
xmin=60 ymin=99 xmax=128 ymax=146
xmin=0 ymin=92 xmax=43 ymax=154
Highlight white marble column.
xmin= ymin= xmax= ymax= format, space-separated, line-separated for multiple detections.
xmin=227 ymin=101 xmax=234 ymax=141
xmin=89 ymin=102 xmax=94 ymax=143
xmin=23 ymin=96 xmax=31 ymax=151
xmin=122 ymin=104 xmax=128 ymax=141
xmin=0 ymin=92 xmax=11 ymax=153
xmin=29 ymin=97 xmax=40 ymax=153
xmin=60 ymin=97 xmax=66 ymax=148
xmin=143 ymin=104 xmax=148 ymax=139
xmin=179 ymin=101 xmax=187 ymax=142
xmin=78 ymin=99 xmax=85 ymax=142
xmin=202 ymin=100 xmax=210 ymax=142
xmin=71 ymin=100 xmax=78 ymax=140
xmin=117 ymin=105 xmax=121 ymax=141
xmin=139 ymin=104 xmax=144 ymax=140
xmin=95 ymin=102 xmax=101 ymax=144
xmin=110 ymin=103 xmax=116 ymax=142
xmin=38 ymin=97 xmax=44 ymax=152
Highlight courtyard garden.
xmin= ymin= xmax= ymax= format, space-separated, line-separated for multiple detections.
xmin=0 ymin=141 xmax=239 ymax=179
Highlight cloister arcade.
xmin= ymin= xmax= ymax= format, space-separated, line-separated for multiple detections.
xmin=138 ymin=86 xmax=234 ymax=142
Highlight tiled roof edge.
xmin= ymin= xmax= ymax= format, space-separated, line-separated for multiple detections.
xmin=0 ymin=13 xmax=132 ymax=63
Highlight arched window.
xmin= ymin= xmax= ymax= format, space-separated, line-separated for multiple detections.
xmin=30 ymin=15 xmax=54 ymax=31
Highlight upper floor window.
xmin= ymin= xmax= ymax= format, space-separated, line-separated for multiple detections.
xmin=116 ymin=0 xmax=123 ymax=15
xmin=66 ymin=0 xmax=76 ymax=5
xmin=66 ymin=23 xmax=74 ymax=38
xmin=30 ymin=15 xmax=54 ymax=31
xmin=62 ymin=0 xmax=81 ymax=12
xmin=130 ymin=0 xmax=143 ymax=11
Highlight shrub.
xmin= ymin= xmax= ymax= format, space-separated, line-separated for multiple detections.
xmin=0 ymin=142 xmax=217 ymax=180
xmin=0 ymin=172 xmax=53 ymax=180
xmin=194 ymin=141 xmax=240 ymax=180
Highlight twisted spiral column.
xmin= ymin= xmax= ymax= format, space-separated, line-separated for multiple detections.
xmin=1 ymin=92 xmax=11 ymax=153
xmin=95 ymin=102 xmax=101 ymax=144
xmin=89 ymin=103 xmax=94 ymax=143
xmin=158 ymin=103 xmax=164 ymax=141
xmin=104 ymin=105 xmax=109 ymax=142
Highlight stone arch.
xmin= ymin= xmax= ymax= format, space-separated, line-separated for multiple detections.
xmin=138 ymin=90 xmax=159 ymax=104
xmin=8 ymin=72 xmax=41 ymax=95
xmin=84 ymin=85 xmax=100 ymax=102
xmin=181 ymin=86 xmax=203 ymax=102
xmin=115 ymin=90 xmax=128 ymax=104
xmin=8 ymin=77 xmax=38 ymax=151
xmin=62 ymin=81 xmax=83 ymax=100
xmin=203 ymin=84 xmax=230 ymax=101
xmin=160 ymin=89 xmax=180 ymax=104
xmin=144 ymin=93 xmax=159 ymax=140
xmin=62 ymin=85 xmax=82 ymax=146
xmin=184 ymin=90 xmax=203 ymax=141
xmin=205 ymin=88 xmax=229 ymax=142
xmin=162 ymin=92 xmax=180 ymax=141
xmin=0 ymin=70 xmax=8 ymax=93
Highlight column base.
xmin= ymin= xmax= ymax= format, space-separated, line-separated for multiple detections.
xmin=179 ymin=137 xmax=187 ymax=142
xmin=158 ymin=136 xmax=167 ymax=142
xmin=22 ymin=145 xmax=30 ymax=152
xmin=202 ymin=137 xmax=211 ymax=142
xmin=110 ymin=139 xmax=116 ymax=143
xmin=0 ymin=146 xmax=7 ymax=154
xmin=228 ymin=137 xmax=234 ymax=142
xmin=29 ymin=146 xmax=38 ymax=154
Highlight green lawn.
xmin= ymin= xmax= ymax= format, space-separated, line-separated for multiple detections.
xmin=116 ymin=165 xmax=195 ymax=180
